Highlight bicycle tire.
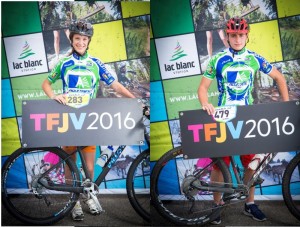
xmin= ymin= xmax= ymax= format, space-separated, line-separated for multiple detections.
xmin=150 ymin=146 xmax=232 ymax=226
xmin=282 ymin=152 xmax=300 ymax=221
xmin=2 ymin=147 xmax=81 ymax=225
xmin=126 ymin=149 xmax=150 ymax=222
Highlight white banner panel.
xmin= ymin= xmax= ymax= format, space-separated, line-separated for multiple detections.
xmin=155 ymin=34 xmax=201 ymax=79
xmin=4 ymin=33 xmax=48 ymax=77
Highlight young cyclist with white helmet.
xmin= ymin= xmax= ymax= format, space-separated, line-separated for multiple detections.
xmin=42 ymin=20 xmax=135 ymax=221
xmin=198 ymin=17 xmax=289 ymax=224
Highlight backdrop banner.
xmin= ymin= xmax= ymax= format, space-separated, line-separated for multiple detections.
xmin=22 ymin=98 xmax=144 ymax=147
xmin=180 ymin=100 xmax=300 ymax=159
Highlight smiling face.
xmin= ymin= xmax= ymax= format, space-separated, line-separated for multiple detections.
xmin=71 ymin=34 xmax=90 ymax=55
xmin=227 ymin=33 xmax=248 ymax=51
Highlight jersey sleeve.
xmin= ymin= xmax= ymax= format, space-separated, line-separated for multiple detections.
xmin=203 ymin=57 xmax=216 ymax=80
xmin=255 ymin=53 xmax=273 ymax=74
xmin=47 ymin=59 xmax=63 ymax=84
xmin=92 ymin=57 xmax=115 ymax=85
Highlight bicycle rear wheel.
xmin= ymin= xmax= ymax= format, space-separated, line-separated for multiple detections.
xmin=2 ymin=147 xmax=81 ymax=225
xmin=126 ymin=149 xmax=150 ymax=222
xmin=282 ymin=152 xmax=300 ymax=221
xmin=151 ymin=146 xmax=232 ymax=226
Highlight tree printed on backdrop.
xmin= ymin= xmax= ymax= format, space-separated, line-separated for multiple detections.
xmin=151 ymin=0 xmax=300 ymax=196
xmin=2 ymin=1 xmax=150 ymax=190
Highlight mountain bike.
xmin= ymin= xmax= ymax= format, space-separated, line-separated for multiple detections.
xmin=151 ymin=146 xmax=300 ymax=225
xmin=1 ymin=107 xmax=150 ymax=225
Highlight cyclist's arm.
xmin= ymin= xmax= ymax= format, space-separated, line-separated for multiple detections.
xmin=110 ymin=80 xmax=136 ymax=98
xmin=198 ymin=76 xmax=215 ymax=115
xmin=42 ymin=79 xmax=66 ymax=105
xmin=268 ymin=67 xmax=289 ymax=102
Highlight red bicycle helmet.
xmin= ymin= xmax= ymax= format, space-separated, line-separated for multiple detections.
xmin=226 ymin=17 xmax=250 ymax=34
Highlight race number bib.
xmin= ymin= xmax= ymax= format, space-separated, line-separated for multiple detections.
xmin=65 ymin=93 xmax=90 ymax=108
xmin=213 ymin=106 xmax=237 ymax=123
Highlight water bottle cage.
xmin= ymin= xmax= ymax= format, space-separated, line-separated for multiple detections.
xmin=100 ymin=154 xmax=109 ymax=162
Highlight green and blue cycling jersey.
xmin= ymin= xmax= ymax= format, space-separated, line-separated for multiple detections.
xmin=203 ymin=47 xmax=273 ymax=106
xmin=47 ymin=51 xmax=115 ymax=98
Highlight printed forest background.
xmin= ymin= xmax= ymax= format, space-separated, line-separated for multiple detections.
xmin=1 ymin=1 xmax=150 ymax=191
xmin=150 ymin=0 xmax=300 ymax=195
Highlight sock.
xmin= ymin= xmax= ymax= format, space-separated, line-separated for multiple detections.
xmin=246 ymin=202 xmax=255 ymax=206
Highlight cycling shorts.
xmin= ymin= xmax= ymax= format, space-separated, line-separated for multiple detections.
xmin=213 ymin=154 xmax=255 ymax=170
xmin=63 ymin=146 xmax=96 ymax=153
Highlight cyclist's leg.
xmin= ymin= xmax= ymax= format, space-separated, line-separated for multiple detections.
xmin=241 ymin=154 xmax=266 ymax=221
xmin=81 ymin=146 xmax=96 ymax=180
xmin=62 ymin=146 xmax=77 ymax=184
xmin=81 ymin=146 xmax=102 ymax=215
xmin=212 ymin=156 xmax=230 ymax=204
xmin=241 ymin=154 xmax=255 ymax=203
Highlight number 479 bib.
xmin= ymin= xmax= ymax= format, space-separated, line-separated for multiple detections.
xmin=213 ymin=106 xmax=237 ymax=123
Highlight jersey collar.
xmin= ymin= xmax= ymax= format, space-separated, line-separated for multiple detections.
xmin=72 ymin=51 xmax=89 ymax=60
xmin=229 ymin=47 xmax=246 ymax=55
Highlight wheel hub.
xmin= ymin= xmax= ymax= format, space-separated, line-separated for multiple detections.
xmin=181 ymin=175 xmax=200 ymax=197
xmin=31 ymin=175 xmax=48 ymax=197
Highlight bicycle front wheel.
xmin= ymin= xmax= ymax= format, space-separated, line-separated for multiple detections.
xmin=282 ymin=152 xmax=300 ymax=221
xmin=151 ymin=146 xmax=232 ymax=226
xmin=126 ymin=149 xmax=150 ymax=222
xmin=2 ymin=147 xmax=81 ymax=225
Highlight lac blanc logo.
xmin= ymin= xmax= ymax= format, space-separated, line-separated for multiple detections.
xmin=4 ymin=33 xmax=48 ymax=77
xmin=18 ymin=41 xmax=35 ymax=59
xmin=164 ymin=41 xmax=196 ymax=75
xmin=170 ymin=42 xmax=187 ymax=61
xmin=155 ymin=34 xmax=201 ymax=79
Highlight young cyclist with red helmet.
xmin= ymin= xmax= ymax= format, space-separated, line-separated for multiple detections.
xmin=42 ymin=20 xmax=135 ymax=221
xmin=198 ymin=17 xmax=289 ymax=224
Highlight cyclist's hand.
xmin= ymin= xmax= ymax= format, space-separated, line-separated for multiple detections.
xmin=202 ymin=103 xmax=215 ymax=115
xmin=52 ymin=94 xmax=66 ymax=105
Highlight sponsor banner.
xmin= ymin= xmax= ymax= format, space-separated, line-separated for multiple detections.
xmin=163 ymin=76 xmax=219 ymax=119
xmin=22 ymin=98 xmax=144 ymax=148
xmin=11 ymin=73 xmax=63 ymax=116
xmin=180 ymin=101 xmax=300 ymax=159
xmin=155 ymin=34 xmax=201 ymax=79
xmin=4 ymin=33 xmax=48 ymax=77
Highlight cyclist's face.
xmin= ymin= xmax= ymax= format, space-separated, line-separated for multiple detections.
xmin=227 ymin=33 xmax=248 ymax=51
xmin=72 ymin=34 xmax=90 ymax=55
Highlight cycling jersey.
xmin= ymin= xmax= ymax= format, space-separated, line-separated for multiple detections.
xmin=203 ymin=47 xmax=273 ymax=106
xmin=48 ymin=51 xmax=115 ymax=98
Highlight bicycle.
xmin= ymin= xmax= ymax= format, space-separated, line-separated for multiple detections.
xmin=1 ymin=107 xmax=150 ymax=225
xmin=150 ymin=146 xmax=300 ymax=225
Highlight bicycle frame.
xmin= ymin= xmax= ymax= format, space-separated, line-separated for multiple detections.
xmin=192 ymin=153 xmax=278 ymax=197
xmin=37 ymin=145 xmax=127 ymax=194
xmin=37 ymin=105 xmax=150 ymax=195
